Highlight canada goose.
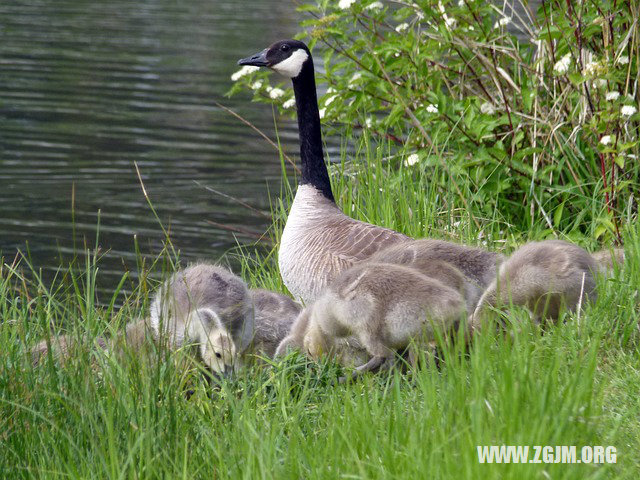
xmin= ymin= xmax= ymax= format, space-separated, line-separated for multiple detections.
xmin=238 ymin=40 xmax=409 ymax=303
xmin=249 ymin=288 xmax=302 ymax=358
xmin=368 ymin=239 xmax=504 ymax=312
xmin=149 ymin=263 xmax=254 ymax=376
xmin=300 ymin=262 xmax=466 ymax=377
xmin=470 ymin=240 xmax=598 ymax=329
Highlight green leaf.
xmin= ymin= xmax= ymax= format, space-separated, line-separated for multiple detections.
xmin=553 ymin=201 xmax=565 ymax=228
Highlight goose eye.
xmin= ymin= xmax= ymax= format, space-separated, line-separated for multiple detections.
xmin=215 ymin=352 xmax=222 ymax=359
xmin=281 ymin=44 xmax=290 ymax=52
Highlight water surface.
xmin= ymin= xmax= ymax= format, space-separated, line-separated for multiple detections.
xmin=0 ymin=0 xmax=303 ymax=297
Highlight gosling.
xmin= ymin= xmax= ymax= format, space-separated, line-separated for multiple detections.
xmin=275 ymin=245 xmax=491 ymax=362
xmin=249 ymin=288 xmax=302 ymax=358
xmin=31 ymin=333 xmax=107 ymax=366
xmin=32 ymin=268 xmax=308 ymax=372
xmin=302 ymin=262 xmax=467 ymax=377
xmin=149 ymin=263 xmax=254 ymax=377
xmin=368 ymin=240 xmax=498 ymax=312
xmin=274 ymin=307 xmax=370 ymax=367
xmin=470 ymin=240 xmax=598 ymax=329
xmin=591 ymin=247 xmax=625 ymax=275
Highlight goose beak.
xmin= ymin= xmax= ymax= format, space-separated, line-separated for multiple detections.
xmin=238 ymin=49 xmax=269 ymax=67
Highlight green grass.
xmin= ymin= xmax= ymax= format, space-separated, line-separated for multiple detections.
xmin=1 ymin=141 xmax=640 ymax=479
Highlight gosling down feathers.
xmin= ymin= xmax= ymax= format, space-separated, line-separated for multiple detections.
xmin=149 ymin=263 xmax=255 ymax=376
xmin=470 ymin=240 xmax=598 ymax=328
xmin=368 ymin=239 xmax=504 ymax=312
xmin=301 ymin=262 xmax=467 ymax=377
xmin=32 ymin=265 xmax=306 ymax=371
xmin=249 ymin=288 xmax=302 ymax=358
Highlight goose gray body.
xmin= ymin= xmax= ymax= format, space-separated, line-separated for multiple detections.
xmin=31 ymin=333 xmax=108 ymax=366
xmin=471 ymin=240 xmax=598 ymax=327
xmin=249 ymin=288 xmax=302 ymax=358
xmin=279 ymin=185 xmax=409 ymax=303
xmin=31 ymin=318 xmax=152 ymax=367
xmin=591 ymin=247 xmax=625 ymax=274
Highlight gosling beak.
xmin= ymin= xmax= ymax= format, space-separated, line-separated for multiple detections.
xmin=238 ymin=49 xmax=269 ymax=67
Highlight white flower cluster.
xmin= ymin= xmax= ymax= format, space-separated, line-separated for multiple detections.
xmin=282 ymin=98 xmax=296 ymax=109
xmin=605 ymin=91 xmax=620 ymax=101
xmin=324 ymin=95 xmax=337 ymax=106
xmin=480 ymin=102 xmax=496 ymax=114
xmin=426 ymin=104 xmax=438 ymax=113
xmin=349 ymin=71 xmax=363 ymax=88
xmin=583 ymin=60 xmax=599 ymax=76
xmin=600 ymin=135 xmax=612 ymax=146
xmin=404 ymin=153 xmax=420 ymax=167
xmin=493 ymin=16 xmax=510 ymax=29
xmin=553 ymin=53 xmax=571 ymax=75
xmin=339 ymin=0 xmax=356 ymax=9
xmin=395 ymin=23 xmax=409 ymax=33
xmin=366 ymin=1 xmax=384 ymax=10
xmin=231 ymin=65 xmax=259 ymax=82
xmin=621 ymin=105 xmax=637 ymax=117
xmin=438 ymin=2 xmax=457 ymax=29
xmin=444 ymin=16 xmax=457 ymax=28
xmin=269 ymin=88 xmax=284 ymax=100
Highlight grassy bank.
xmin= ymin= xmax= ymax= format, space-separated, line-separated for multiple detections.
xmin=1 ymin=140 xmax=639 ymax=479
xmin=2 ymin=0 xmax=639 ymax=477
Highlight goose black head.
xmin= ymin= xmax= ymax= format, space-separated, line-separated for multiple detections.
xmin=238 ymin=40 xmax=311 ymax=79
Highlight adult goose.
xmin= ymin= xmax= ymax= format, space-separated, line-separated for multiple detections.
xmin=238 ymin=40 xmax=409 ymax=303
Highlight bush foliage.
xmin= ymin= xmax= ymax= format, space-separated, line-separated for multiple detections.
xmin=230 ymin=0 xmax=639 ymax=243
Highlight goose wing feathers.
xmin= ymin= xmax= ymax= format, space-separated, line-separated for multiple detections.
xmin=321 ymin=215 xmax=410 ymax=262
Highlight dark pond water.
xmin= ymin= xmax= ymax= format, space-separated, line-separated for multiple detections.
xmin=0 ymin=0 xmax=304 ymax=296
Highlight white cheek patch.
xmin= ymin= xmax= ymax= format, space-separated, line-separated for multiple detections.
xmin=271 ymin=49 xmax=309 ymax=78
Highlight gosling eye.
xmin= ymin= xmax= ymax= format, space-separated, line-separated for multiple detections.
xmin=215 ymin=352 xmax=222 ymax=359
xmin=281 ymin=44 xmax=290 ymax=52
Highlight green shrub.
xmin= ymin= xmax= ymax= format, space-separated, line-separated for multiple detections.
xmin=229 ymin=0 xmax=639 ymax=243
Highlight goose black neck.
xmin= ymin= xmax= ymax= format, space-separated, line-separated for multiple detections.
xmin=291 ymin=60 xmax=334 ymax=203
